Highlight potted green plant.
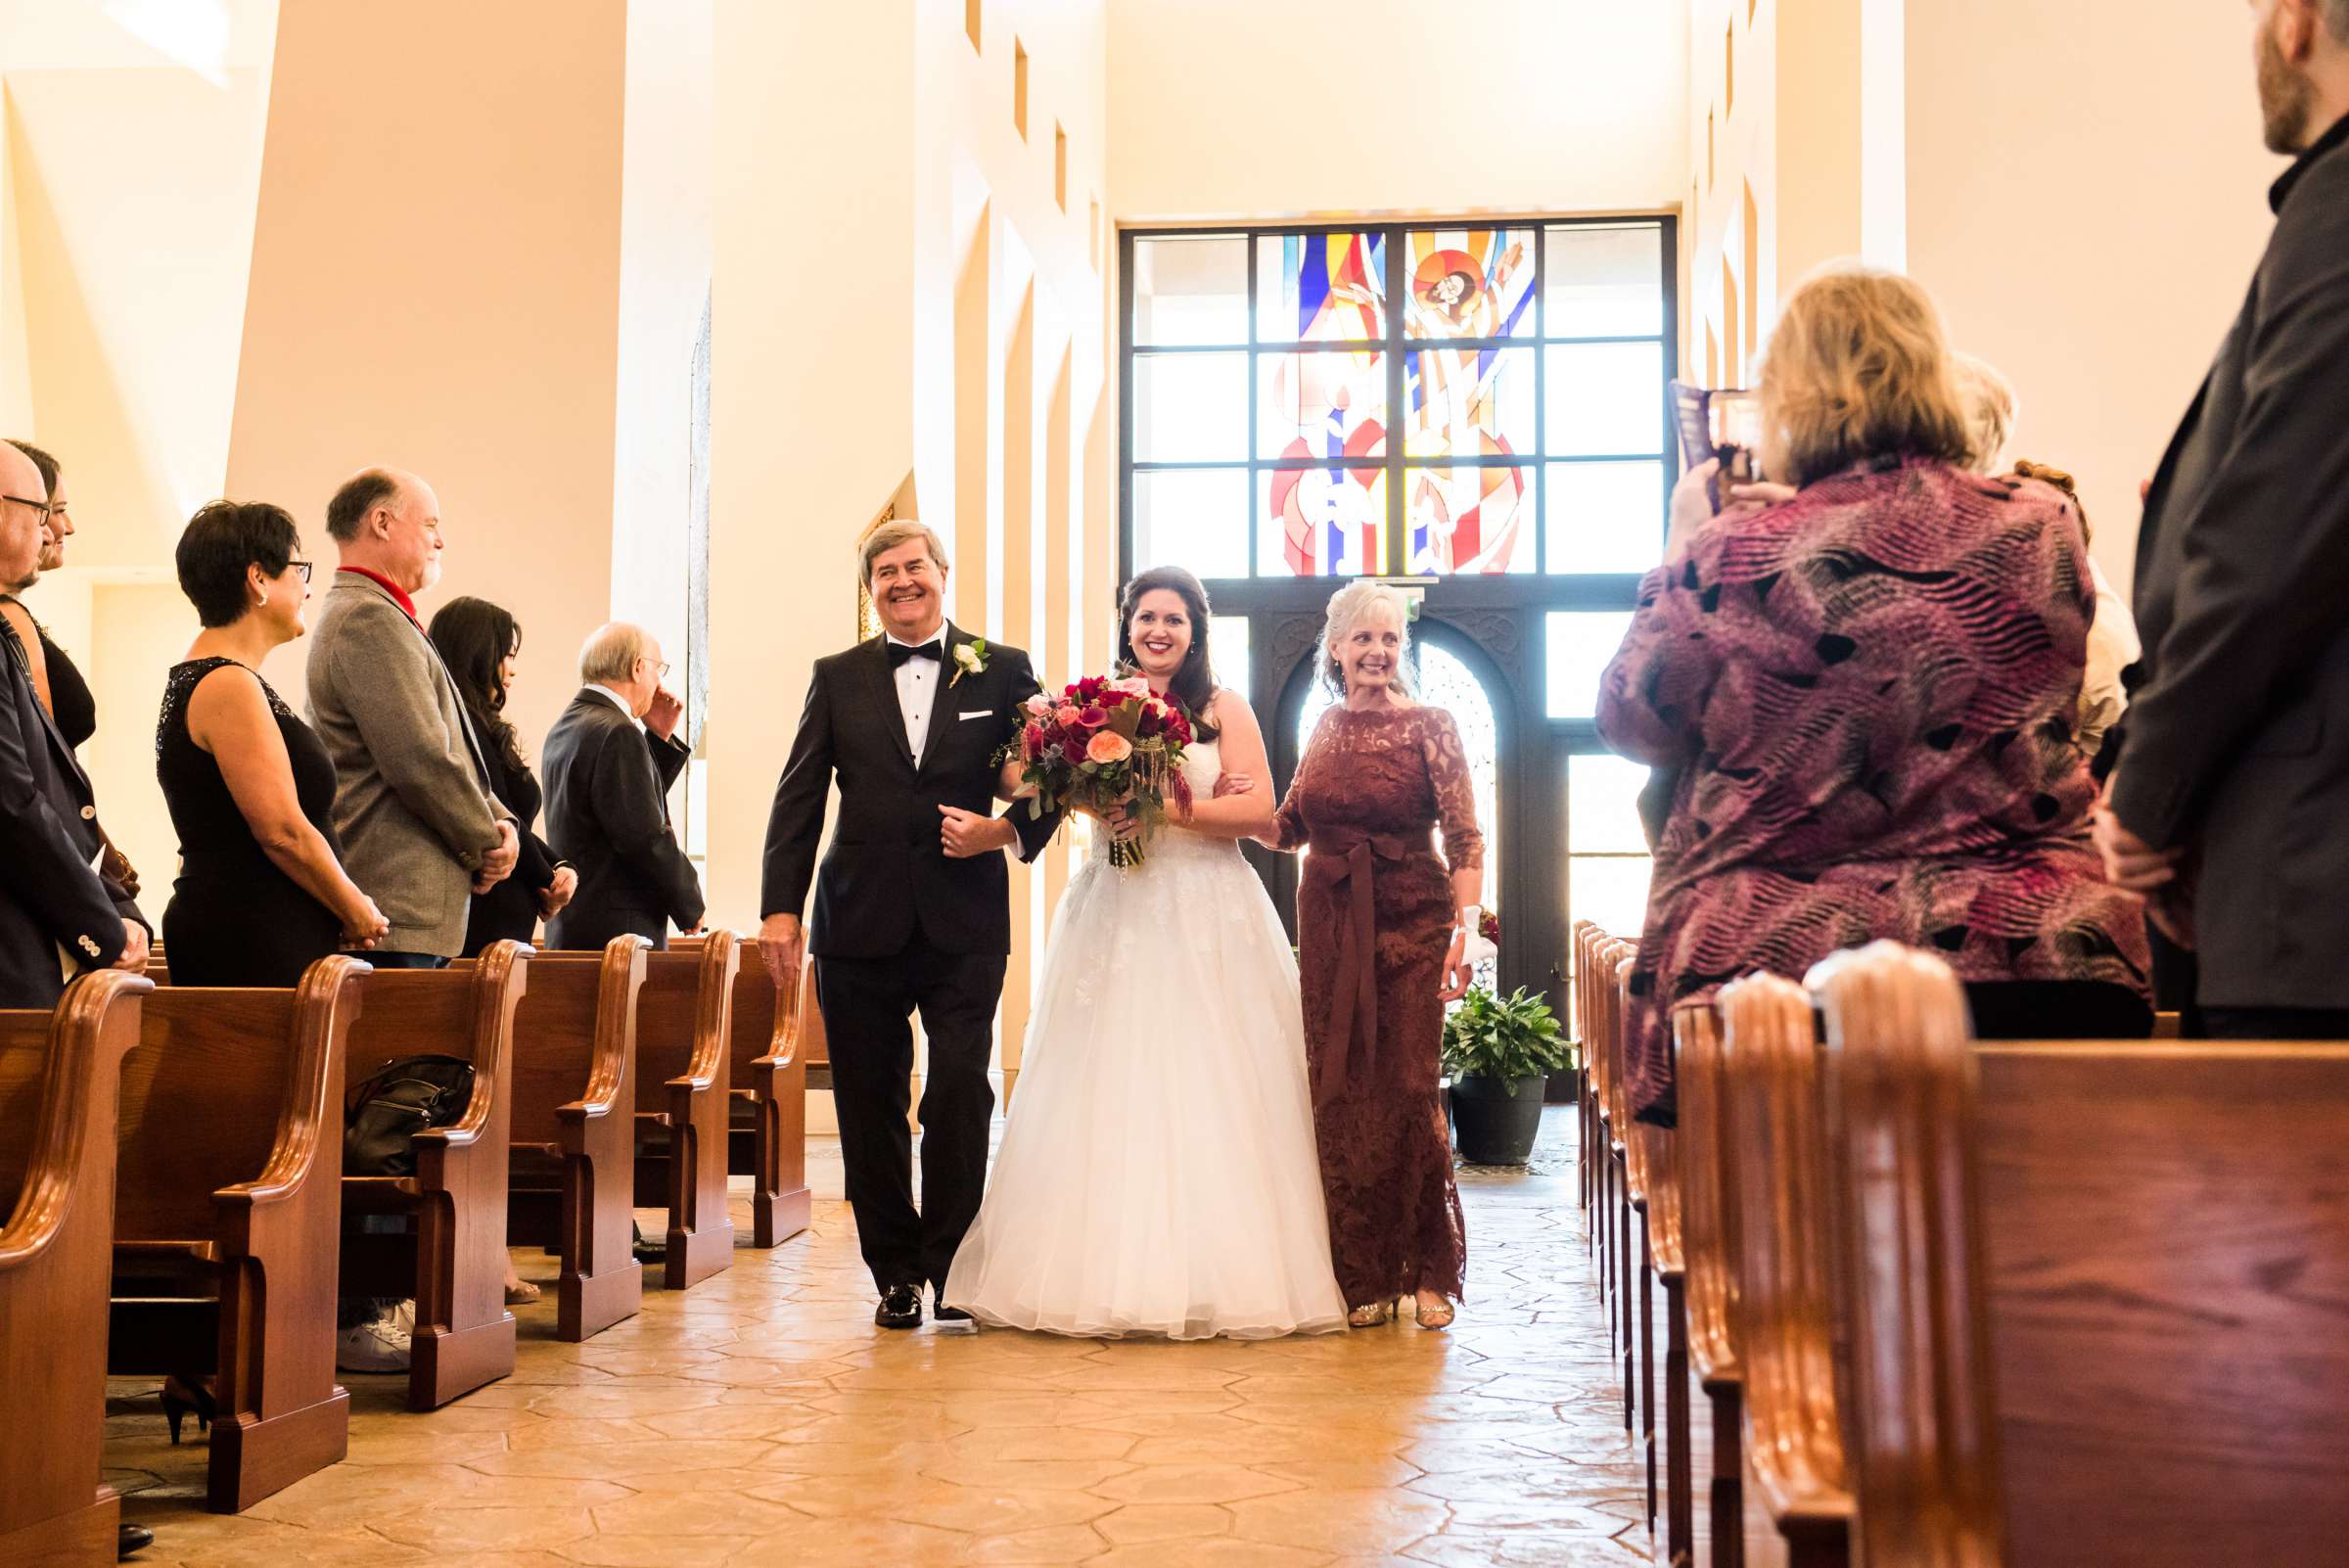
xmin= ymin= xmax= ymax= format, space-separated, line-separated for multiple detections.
xmin=1443 ymin=984 xmax=1570 ymax=1165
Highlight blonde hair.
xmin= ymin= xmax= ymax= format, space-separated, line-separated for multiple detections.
xmin=579 ymin=621 xmax=652 ymax=684
xmin=1756 ymin=263 xmax=1973 ymax=488
xmin=1319 ymin=580 xmax=1414 ymax=697
xmin=1950 ymin=350 xmax=2017 ymax=475
xmin=859 ymin=518 xmax=948 ymax=588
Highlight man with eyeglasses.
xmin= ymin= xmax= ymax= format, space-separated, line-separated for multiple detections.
xmin=541 ymin=620 xmax=704 ymax=953
xmin=0 ymin=438 xmax=149 ymax=1010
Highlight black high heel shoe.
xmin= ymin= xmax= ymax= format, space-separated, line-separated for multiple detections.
xmin=160 ymin=1375 xmax=214 ymax=1445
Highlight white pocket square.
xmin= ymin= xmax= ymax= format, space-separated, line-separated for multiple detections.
xmin=959 ymin=711 xmax=992 ymax=720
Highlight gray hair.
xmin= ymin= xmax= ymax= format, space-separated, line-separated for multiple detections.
xmin=859 ymin=518 xmax=949 ymax=589
xmin=1950 ymin=350 xmax=2017 ymax=476
xmin=578 ymin=621 xmax=651 ymax=685
xmin=1319 ymin=580 xmax=1415 ymax=697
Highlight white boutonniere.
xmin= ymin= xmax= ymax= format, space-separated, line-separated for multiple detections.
xmin=949 ymin=638 xmax=990 ymax=688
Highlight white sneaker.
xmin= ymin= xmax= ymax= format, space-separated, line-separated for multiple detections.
xmin=336 ymin=1315 xmax=412 ymax=1373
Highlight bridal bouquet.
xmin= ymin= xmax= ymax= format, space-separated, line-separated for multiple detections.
xmin=1004 ymin=675 xmax=1195 ymax=869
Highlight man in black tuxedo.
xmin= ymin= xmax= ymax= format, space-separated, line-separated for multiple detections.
xmin=2098 ymin=0 xmax=2349 ymax=1038
xmin=542 ymin=621 xmax=703 ymax=950
xmin=760 ymin=521 xmax=1056 ymax=1328
xmin=0 ymin=438 xmax=147 ymax=1009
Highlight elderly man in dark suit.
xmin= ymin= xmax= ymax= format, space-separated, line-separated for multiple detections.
xmin=2097 ymin=0 xmax=2349 ymax=1038
xmin=0 ymin=438 xmax=146 ymax=1010
xmin=541 ymin=622 xmax=703 ymax=950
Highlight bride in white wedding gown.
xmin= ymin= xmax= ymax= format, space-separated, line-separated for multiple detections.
xmin=941 ymin=568 xmax=1348 ymax=1339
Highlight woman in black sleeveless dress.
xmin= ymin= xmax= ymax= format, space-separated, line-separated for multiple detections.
xmin=160 ymin=501 xmax=386 ymax=985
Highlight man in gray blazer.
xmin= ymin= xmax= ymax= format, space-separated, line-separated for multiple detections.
xmin=307 ymin=465 xmax=517 ymax=966
xmin=2097 ymin=0 xmax=2349 ymax=1038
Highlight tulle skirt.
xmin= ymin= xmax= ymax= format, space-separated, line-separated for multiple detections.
xmin=942 ymin=831 xmax=1348 ymax=1339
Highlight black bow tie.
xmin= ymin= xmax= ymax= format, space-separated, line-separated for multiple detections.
xmin=888 ymin=638 xmax=943 ymax=669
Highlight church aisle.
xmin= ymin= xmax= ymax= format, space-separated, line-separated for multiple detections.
xmin=107 ymin=1110 xmax=1644 ymax=1567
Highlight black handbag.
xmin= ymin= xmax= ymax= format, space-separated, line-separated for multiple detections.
xmin=344 ymin=1055 xmax=476 ymax=1176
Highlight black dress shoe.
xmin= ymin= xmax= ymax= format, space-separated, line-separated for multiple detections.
xmin=875 ymin=1283 xmax=923 ymax=1329
xmin=933 ymin=1289 xmax=972 ymax=1324
xmin=118 ymin=1523 xmax=155 ymax=1559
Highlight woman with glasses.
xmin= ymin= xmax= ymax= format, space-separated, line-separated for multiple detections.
xmin=158 ymin=500 xmax=388 ymax=986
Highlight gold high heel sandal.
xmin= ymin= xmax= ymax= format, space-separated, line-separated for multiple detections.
xmin=1412 ymin=1292 xmax=1454 ymax=1330
xmin=1347 ymin=1300 xmax=1393 ymax=1327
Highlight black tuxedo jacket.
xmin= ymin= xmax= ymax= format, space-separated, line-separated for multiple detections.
xmin=541 ymin=690 xmax=704 ymax=950
xmin=0 ymin=616 xmax=144 ymax=1006
xmin=761 ymin=624 xmax=1057 ymax=959
xmin=2108 ymin=115 xmax=2349 ymax=1008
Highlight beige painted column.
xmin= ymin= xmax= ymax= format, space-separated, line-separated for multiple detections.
xmin=224 ymin=0 xmax=628 ymax=762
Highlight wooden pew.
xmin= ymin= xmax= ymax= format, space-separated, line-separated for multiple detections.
xmin=0 ymin=971 xmax=149 ymax=1568
xmin=1673 ymin=999 xmax=1745 ymax=1568
xmin=505 ymin=938 xmax=647 ymax=1341
xmin=1811 ymin=943 xmax=2349 ymax=1568
xmin=108 ymin=957 xmax=367 ymax=1512
xmin=724 ymin=942 xmax=812 ymax=1250
xmin=1580 ymin=926 xmax=1620 ymax=1371
xmin=1604 ymin=945 xmax=1665 ymax=1539
xmin=632 ymin=934 xmax=740 ymax=1289
xmin=1715 ymin=969 xmax=1854 ymax=1568
xmin=339 ymin=944 xmax=527 ymax=1409
xmin=1595 ymin=937 xmax=1643 ymax=1445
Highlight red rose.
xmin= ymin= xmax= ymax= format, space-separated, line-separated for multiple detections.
xmin=1136 ymin=707 xmax=1162 ymax=738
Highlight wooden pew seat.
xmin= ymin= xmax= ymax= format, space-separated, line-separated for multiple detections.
xmin=630 ymin=934 xmax=740 ymax=1289
xmin=506 ymin=939 xmax=646 ymax=1341
xmin=109 ymin=957 xmax=368 ymax=1512
xmin=339 ymin=944 xmax=528 ymax=1410
xmin=724 ymin=942 xmax=812 ymax=1250
xmin=0 ymin=972 xmax=150 ymax=1568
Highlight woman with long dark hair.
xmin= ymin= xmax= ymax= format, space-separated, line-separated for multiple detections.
xmin=426 ymin=597 xmax=573 ymax=953
xmin=943 ymin=564 xmax=1346 ymax=1338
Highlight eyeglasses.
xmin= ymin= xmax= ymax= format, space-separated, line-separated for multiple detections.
xmin=1 ymin=494 xmax=59 ymax=522
xmin=287 ymin=559 xmax=313 ymax=583
xmin=655 ymin=661 xmax=672 ymax=680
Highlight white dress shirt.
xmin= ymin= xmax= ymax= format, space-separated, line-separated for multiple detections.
xmin=581 ymin=682 xmax=641 ymax=730
xmin=887 ymin=628 xmax=944 ymax=766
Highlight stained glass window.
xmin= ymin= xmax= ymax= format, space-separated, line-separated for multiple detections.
xmin=1124 ymin=218 xmax=1672 ymax=581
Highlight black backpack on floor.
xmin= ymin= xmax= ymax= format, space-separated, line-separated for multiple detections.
xmin=345 ymin=1055 xmax=476 ymax=1176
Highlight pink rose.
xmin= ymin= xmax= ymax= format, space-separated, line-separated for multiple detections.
xmin=1086 ymin=731 xmax=1133 ymax=764
xmin=1078 ymin=705 xmax=1109 ymax=728
xmin=1055 ymin=705 xmax=1082 ymax=727
xmin=1025 ymin=693 xmax=1053 ymax=717
xmin=1115 ymin=676 xmax=1152 ymax=698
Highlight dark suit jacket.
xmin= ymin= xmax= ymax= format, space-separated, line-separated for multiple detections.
xmin=541 ymin=689 xmax=701 ymax=950
xmin=0 ymin=616 xmax=144 ymax=1007
xmin=2108 ymin=114 xmax=2349 ymax=1009
xmin=761 ymin=625 xmax=1058 ymax=959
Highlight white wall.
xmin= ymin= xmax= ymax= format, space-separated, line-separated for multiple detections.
xmin=1108 ymin=0 xmax=1690 ymax=222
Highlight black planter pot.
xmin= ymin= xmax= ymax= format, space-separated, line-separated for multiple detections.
xmin=1450 ymin=1073 xmax=1548 ymax=1165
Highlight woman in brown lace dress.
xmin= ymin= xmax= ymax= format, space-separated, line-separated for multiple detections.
xmin=1266 ymin=582 xmax=1483 ymax=1328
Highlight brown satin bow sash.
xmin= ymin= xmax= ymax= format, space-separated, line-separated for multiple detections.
xmin=1303 ymin=828 xmax=1431 ymax=1099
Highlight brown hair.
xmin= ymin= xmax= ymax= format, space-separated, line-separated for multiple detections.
xmin=859 ymin=518 xmax=949 ymax=588
xmin=1757 ymin=264 xmax=1973 ymax=488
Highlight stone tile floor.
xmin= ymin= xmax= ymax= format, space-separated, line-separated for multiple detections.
xmin=106 ymin=1106 xmax=1646 ymax=1566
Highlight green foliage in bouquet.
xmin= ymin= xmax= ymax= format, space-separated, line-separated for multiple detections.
xmin=1441 ymin=984 xmax=1571 ymax=1082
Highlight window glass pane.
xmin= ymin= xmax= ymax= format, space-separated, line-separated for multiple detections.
xmin=1261 ymin=466 xmax=1386 ymax=576
xmin=1403 ymin=347 xmax=1535 ymax=459
xmin=1546 ymin=460 xmax=1666 ymax=574
xmin=1131 ymin=234 xmax=1248 ymax=346
xmin=1546 ymin=341 xmax=1666 ymax=457
xmin=1568 ymin=753 xmax=1655 ymax=853
xmin=1405 ymin=227 xmax=1536 ymax=340
xmin=1133 ymin=351 xmax=1247 ymax=462
xmin=1568 ymin=854 xmax=1651 ymax=942
xmin=1544 ymin=223 xmax=1665 ymax=338
xmin=1133 ymin=468 xmax=1250 ymax=580
xmin=1406 ymin=464 xmax=1535 ymax=576
xmin=1257 ymin=231 xmax=1387 ymax=342
xmin=1545 ymin=610 xmax=1635 ymax=719
xmin=1259 ymin=350 xmax=1387 ymax=462
xmin=1210 ymin=615 xmax=1251 ymax=707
